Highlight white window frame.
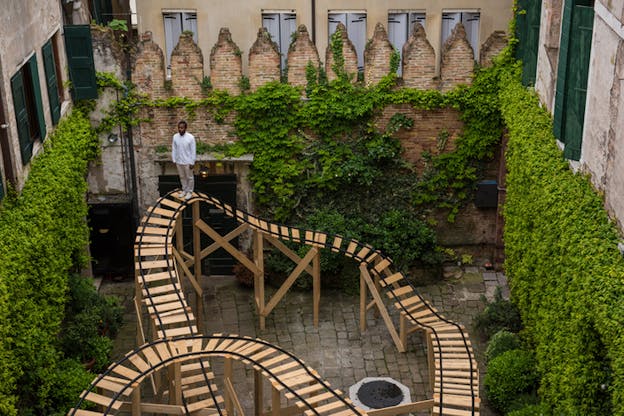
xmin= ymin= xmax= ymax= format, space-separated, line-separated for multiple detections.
xmin=328 ymin=11 xmax=367 ymax=71
xmin=261 ymin=10 xmax=297 ymax=73
xmin=388 ymin=11 xmax=426 ymax=75
xmin=163 ymin=10 xmax=198 ymax=77
xmin=441 ymin=10 xmax=480 ymax=60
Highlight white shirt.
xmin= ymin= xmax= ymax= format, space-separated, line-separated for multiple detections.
xmin=172 ymin=132 xmax=196 ymax=165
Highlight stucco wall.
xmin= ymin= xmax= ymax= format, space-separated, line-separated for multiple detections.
xmin=0 ymin=0 xmax=70 ymax=191
xmin=581 ymin=2 xmax=624 ymax=230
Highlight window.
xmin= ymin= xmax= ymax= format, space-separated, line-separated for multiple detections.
xmin=11 ymin=54 xmax=46 ymax=165
xmin=388 ymin=12 xmax=426 ymax=74
xmin=163 ymin=11 xmax=197 ymax=76
xmin=262 ymin=12 xmax=297 ymax=73
xmin=441 ymin=12 xmax=480 ymax=60
xmin=42 ymin=35 xmax=62 ymax=125
xmin=329 ymin=12 xmax=367 ymax=71
xmin=515 ymin=0 xmax=542 ymax=86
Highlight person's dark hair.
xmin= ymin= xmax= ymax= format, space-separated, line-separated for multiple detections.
xmin=178 ymin=120 xmax=187 ymax=128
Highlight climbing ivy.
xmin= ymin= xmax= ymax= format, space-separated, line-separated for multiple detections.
xmin=500 ymin=65 xmax=622 ymax=415
xmin=0 ymin=110 xmax=99 ymax=415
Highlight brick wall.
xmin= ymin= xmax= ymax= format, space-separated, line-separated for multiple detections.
xmin=376 ymin=104 xmax=464 ymax=173
xmin=325 ymin=23 xmax=359 ymax=83
xmin=439 ymin=23 xmax=475 ymax=92
xmin=171 ymin=32 xmax=204 ymax=99
xmin=133 ymin=31 xmax=167 ymax=99
xmin=402 ymin=23 xmax=437 ymax=90
xmin=210 ymin=28 xmax=242 ymax=95
xmin=480 ymin=31 xmax=508 ymax=67
xmin=248 ymin=27 xmax=281 ymax=91
xmin=364 ymin=23 xmax=394 ymax=87
xmin=287 ymin=25 xmax=321 ymax=90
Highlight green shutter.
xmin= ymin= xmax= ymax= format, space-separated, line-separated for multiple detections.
xmin=10 ymin=71 xmax=34 ymax=164
xmin=515 ymin=0 xmax=542 ymax=86
xmin=27 ymin=54 xmax=46 ymax=141
xmin=553 ymin=0 xmax=573 ymax=140
xmin=0 ymin=175 xmax=4 ymax=200
xmin=42 ymin=40 xmax=61 ymax=125
xmin=64 ymin=25 xmax=98 ymax=100
xmin=562 ymin=5 xmax=594 ymax=160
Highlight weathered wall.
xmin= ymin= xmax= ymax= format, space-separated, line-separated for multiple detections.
xmin=364 ymin=23 xmax=394 ymax=87
xmin=534 ymin=0 xmax=563 ymax=111
xmin=580 ymin=2 xmax=624 ymax=230
xmin=287 ymin=25 xmax=321 ymax=90
xmin=248 ymin=28 xmax=281 ymax=91
xmin=480 ymin=31 xmax=508 ymax=67
xmin=0 ymin=0 xmax=70 ymax=191
xmin=210 ymin=28 xmax=243 ymax=95
xmin=402 ymin=23 xmax=437 ymax=90
xmin=325 ymin=23 xmax=359 ymax=82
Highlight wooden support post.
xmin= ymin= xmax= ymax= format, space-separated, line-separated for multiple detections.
xmin=131 ymin=382 xmax=141 ymax=416
xmin=360 ymin=268 xmax=367 ymax=332
xmin=254 ymin=369 xmax=263 ymax=416
xmin=224 ymin=357 xmax=233 ymax=416
xmin=254 ymin=230 xmax=266 ymax=330
xmin=171 ymin=361 xmax=182 ymax=405
xmin=312 ymin=249 xmax=320 ymax=327
xmin=192 ymin=200 xmax=203 ymax=331
xmin=400 ymin=314 xmax=407 ymax=348
xmin=175 ymin=213 xmax=184 ymax=254
xmin=426 ymin=332 xmax=435 ymax=392
xmin=272 ymin=386 xmax=281 ymax=416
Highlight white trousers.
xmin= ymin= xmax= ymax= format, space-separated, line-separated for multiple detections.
xmin=176 ymin=164 xmax=194 ymax=193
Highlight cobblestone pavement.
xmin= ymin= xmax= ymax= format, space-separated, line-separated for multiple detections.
xmin=99 ymin=267 xmax=509 ymax=415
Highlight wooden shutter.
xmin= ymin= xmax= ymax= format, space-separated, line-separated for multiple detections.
xmin=64 ymin=25 xmax=98 ymax=100
xmin=42 ymin=39 xmax=61 ymax=125
xmin=348 ymin=13 xmax=367 ymax=70
xmin=27 ymin=55 xmax=46 ymax=141
xmin=10 ymin=71 xmax=34 ymax=164
xmin=553 ymin=0 xmax=573 ymax=140
xmin=516 ymin=0 xmax=542 ymax=86
xmin=562 ymin=5 xmax=594 ymax=160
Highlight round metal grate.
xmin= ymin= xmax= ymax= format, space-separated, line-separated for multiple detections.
xmin=356 ymin=380 xmax=404 ymax=409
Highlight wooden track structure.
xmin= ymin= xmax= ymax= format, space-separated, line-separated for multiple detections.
xmin=68 ymin=190 xmax=479 ymax=416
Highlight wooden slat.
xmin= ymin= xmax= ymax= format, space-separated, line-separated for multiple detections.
xmin=159 ymin=198 xmax=182 ymax=209
xmin=432 ymin=406 xmax=477 ymax=416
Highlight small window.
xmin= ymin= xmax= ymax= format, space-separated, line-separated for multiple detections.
xmin=11 ymin=54 xmax=46 ymax=165
xmin=163 ymin=11 xmax=198 ymax=76
xmin=441 ymin=12 xmax=480 ymax=60
xmin=388 ymin=12 xmax=426 ymax=74
xmin=329 ymin=12 xmax=367 ymax=71
xmin=262 ymin=12 xmax=297 ymax=73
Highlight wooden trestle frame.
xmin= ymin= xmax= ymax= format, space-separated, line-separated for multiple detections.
xmin=69 ymin=191 xmax=479 ymax=416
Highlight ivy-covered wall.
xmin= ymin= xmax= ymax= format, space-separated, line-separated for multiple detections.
xmin=500 ymin=66 xmax=624 ymax=415
xmin=0 ymin=110 xmax=98 ymax=414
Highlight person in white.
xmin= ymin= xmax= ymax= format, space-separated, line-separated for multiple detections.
xmin=172 ymin=120 xmax=196 ymax=200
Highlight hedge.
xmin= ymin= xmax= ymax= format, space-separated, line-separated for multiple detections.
xmin=500 ymin=66 xmax=624 ymax=415
xmin=0 ymin=110 xmax=98 ymax=414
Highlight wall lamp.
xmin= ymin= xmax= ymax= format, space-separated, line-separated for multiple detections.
xmin=107 ymin=133 xmax=119 ymax=144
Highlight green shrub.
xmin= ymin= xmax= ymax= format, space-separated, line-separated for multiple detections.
xmin=484 ymin=349 xmax=539 ymax=414
xmin=486 ymin=329 xmax=521 ymax=363
xmin=47 ymin=359 xmax=94 ymax=415
xmin=473 ymin=287 xmax=522 ymax=339
xmin=507 ymin=402 xmax=552 ymax=416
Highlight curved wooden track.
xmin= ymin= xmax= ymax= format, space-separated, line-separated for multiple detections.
xmin=69 ymin=190 xmax=479 ymax=416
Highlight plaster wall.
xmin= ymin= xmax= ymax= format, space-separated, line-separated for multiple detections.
xmin=0 ymin=0 xmax=70 ymax=190
xmin=534 ymin=0 xmax=562 ymax=111
xmin=581 ymin=4 xmax=624 ymax=230
xmin=134 ymin=0 xmax=512 ymax=75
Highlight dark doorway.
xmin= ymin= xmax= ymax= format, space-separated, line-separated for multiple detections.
xmin=158 ymin=174 xmax=238 ymax=275
xmin=88 ymin=203 xmax=134 ymax=279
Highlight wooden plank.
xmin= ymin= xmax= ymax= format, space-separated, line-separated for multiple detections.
xmin=152 ymin=207 xmax=177 ymax=218
xmin=331 ymin=236 xmax=343 ymax=252
xmin=82 ymin=391 xmax=122 ymax=409
xmin=432 ymin=406 xmax=477 ymax=416
xmin=159 ymin=198 xmax=182 ymax=210
xmin=380 ymin=272 xmax=404 ymax=287
xmin=360 ymin=264 xmax=405 ymax=352
xmin=284 ymin=382 xmax=325 ymax=399
xmin=367 ymin=399 xmax=435 ymax=416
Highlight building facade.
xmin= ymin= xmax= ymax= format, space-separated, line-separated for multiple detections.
xmin=0 ymin=0 xmax=72 ymax=199
xmin=527 ymin=0 xmax=624 ymax=230
xmin=134 ymin=0 xmax=513 ymax=76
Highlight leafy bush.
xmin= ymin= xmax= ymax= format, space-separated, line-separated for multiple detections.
xmin=507 ymin=403 xmax=552 ymax=416
xmin=473 ymin=287 xmax=522 ymax=340
xmin=486 ymin=329 xmax=521 ymax=363
xmin=484 ymin=349 xmax=539 ymax=414
xmin=47 ymin=359 xmax=94 ymax=414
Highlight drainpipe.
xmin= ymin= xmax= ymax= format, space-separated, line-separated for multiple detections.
xmin=123 ymin=28 xmax=140 ymax=228
xmin=311 ymin=0 xmax=316 ymax=44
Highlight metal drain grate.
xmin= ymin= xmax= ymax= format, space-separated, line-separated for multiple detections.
xmin=349 ymin=377 xmax=411 ymax=411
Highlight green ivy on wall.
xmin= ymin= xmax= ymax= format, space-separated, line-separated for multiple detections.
xmin=500 ymin=65 xmax=623 ymax=415
xmin=0 ymin=110 xmax=99 ymax=415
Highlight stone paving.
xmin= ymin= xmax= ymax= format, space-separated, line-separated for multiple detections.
xmin=99 ymin=266 xmax=509 ymax=415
